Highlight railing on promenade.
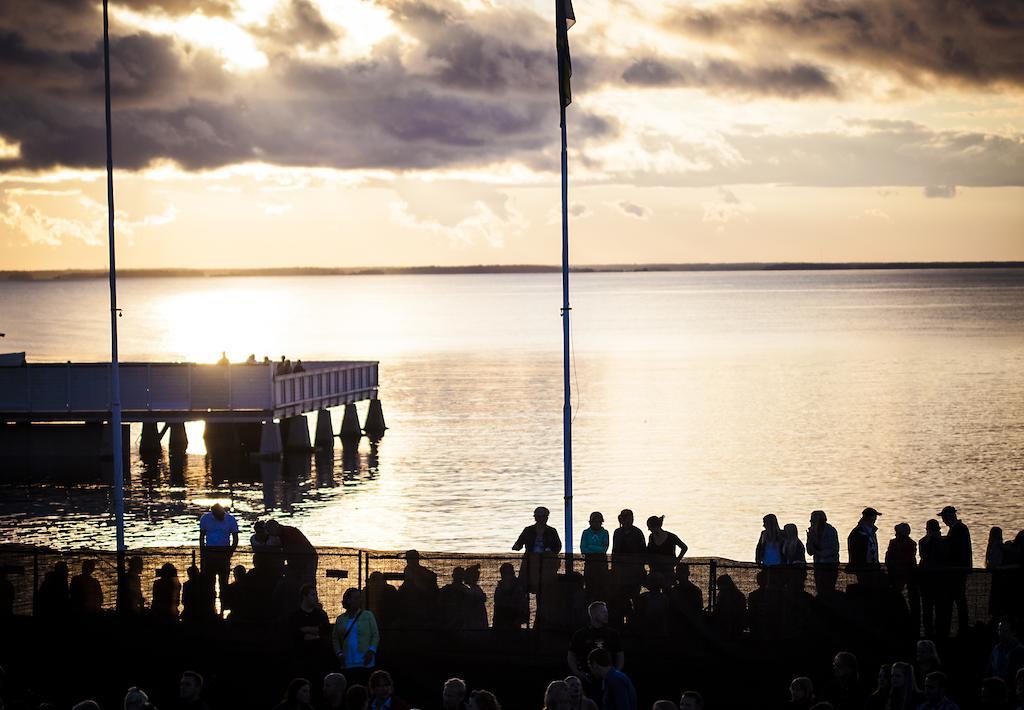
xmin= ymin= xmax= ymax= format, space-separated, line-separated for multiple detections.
xmin=1 ymin=545 xmax=1018 ymax=639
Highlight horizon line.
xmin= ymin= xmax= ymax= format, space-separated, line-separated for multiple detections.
xmin=2 ymin=260 xmax=1023 ymax=282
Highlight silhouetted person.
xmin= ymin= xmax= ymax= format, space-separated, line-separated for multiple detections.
xmin=290 ymin=584 xmax=331 ymax=676
xmin=987 ymin=618 xmax=1024 ymax=685
xmin=936 ymin=505 xmax=971 ymax=638
xmin=888 ymin=662 xmax=923 ymax=710
xmin=346 ymin=685 xmax=370 ymax=710
xmin=986 ymin=526 xmax=1012 ymax=619
xmin=634 ymin=572 xmax=671 ymax=637
xmin=513 ymin=506 xmax=562 ymax=596
xmin=581 ymin=511 xmax=609 ymax=602
xmin=333 ymin=588 xmax=379 ymax=673
xmin=979 ymin=677 xmax=1009 ymax=710
xmin=199 ymin=503 xmax=239 ymax=607
xmin=35 ymin=560 xmax=70 ymax=619
xmin=292 ymin=360 xmax=306 ymax=373
xmin=322 ymin=673 xmax=348 ymax=710
xmin=747 ymin=568 xmax=783 ymax=639
xmin=668 ymin=562 xmax=703 ymax=632
xmin=493 ymin=562 xmax=528 ymax=629
xmin=921 ymin=672 xmax=958 ymax=710
xmin=885 ymin=522 xmax=919 ymax=634
xmin=464 ymin=564 xmax=488 ymax=629
xmin=364 ymin=571 xmax=398 ymax=629
xmin=828 ymin=652 xmax=865 ymax=710
xmin=245 ymin=353 xmax=257 ymax=364
xmin=468 ymin=690 xmax=501 ymax=710
xmin=588 ymin=648 xmax=637 ymax=710
xmin=274 ymin=678 xmax=314 ymax=710
xmin=919 ymin=519 xmax=945 ymax=637
xmin=569 ymin=601 xmax=623 ymax=698
xmin=806 ymin=510 xmax=840 ymax=594
xmin=565 ymin=675 xmax=598 ymax=710
xmin=398 ymin=549 xmax=438 ymax=627
xmin=267 ymin=519 xmax=318 ymax=584
xmin=867 ymin=665 xmax=891 ymax=710
xmin=368 ymin=670 xmax=410 ymax=710
xmin=916 ymin=640 xmax=943 ymax=683
xmin=756 ymin=514 xmax=784 ymax=566
xmin=782 ymin=523 xmax=806 ymax=565
xmin=119 ymin=555 xmax=145 ymax=615
xmin=544 ymin=680 xmax=571 ymax=710
xmin=611 ymin=509 xmax=646 ymax=625
xmin=221 ymin=565 xmax=246 ymax=618
xmin=442 ymin=678 xmax=467 ymax=710
xmin=711 ymin=573 xmax=746 ymax=638
xmin=181 ymin=564 xmax=215 ymax=623
xmin=789 ymin=677 xmax=816 ymax=710
xmin=438 ymin=566 xmax=468 ymax=629
xmin=179 ymin=671 xmax=210 ymax=710
xmin=847 ymin=507 xmax=881 ymax=586
xmin=69 ymin=559 xmax=103 ymax=615
xmin=124 ymin=686 xmax=151 ymax=710
xmin=151 ymin=562 xmax=181 ymax=621
xmin=646 ymin=515 xmax=687 ymax=581
xmin=277 ymin=356 xmax=292 ymax=375
xmin=679 ymin=691 xmax=704 ymax=710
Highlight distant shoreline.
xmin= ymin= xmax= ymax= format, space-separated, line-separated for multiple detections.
xmin=2 ymin=261 xmax=1022 ymax=282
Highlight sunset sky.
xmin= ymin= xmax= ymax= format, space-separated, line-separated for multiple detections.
xmin=1 ymin=0 xmax=1022 ymax=270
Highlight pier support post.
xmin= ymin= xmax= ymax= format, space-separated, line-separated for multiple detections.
xmin=365 ymin=399 xmax=387 ymax=440
xmin=140 ymin=422 xmax=163 ymax=456
xmin=283 ymin=415 xmax=312 ymax=452
xmin=168 ymin=422 xmax=188 ymax=455
xmin=204 ymin=422 xmax=241 ymax=454
xmin=259 ymin=421 xmax=283 ymax=459
xmin=314 ymin=409 xmax=335 ymax=451
xmin=339 ymin=403 xmax=362 ymax=443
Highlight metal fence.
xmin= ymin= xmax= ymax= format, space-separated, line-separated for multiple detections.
xmin=2 ymin=545 xmax=1018 ymax=639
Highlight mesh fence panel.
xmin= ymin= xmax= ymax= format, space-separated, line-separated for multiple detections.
xmin=2 ymin=545 xmax=1019 ymax=638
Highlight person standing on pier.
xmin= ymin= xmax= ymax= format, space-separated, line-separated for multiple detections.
xmin=847 ymin=507 xmax=882 ymax=585
xmin=610 ymin=509 xmax=645 ymax=625
xmin=199 ymin=503 xmax=239 ymax=606
xmin=806 ymin=510 xmax=840 ymax=594
xmin=513 ymin=506 xmax=562 ymax=594
xmin=937 ymin=505 xmax=972 ymax=638
xmin=580 ymin=511 xmax=609 ymax=603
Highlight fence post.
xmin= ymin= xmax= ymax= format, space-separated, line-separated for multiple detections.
xmin=708 ymin=559 xmax=717 ymax=612
xmin=32 ymin=549 xmax=39 ymax=616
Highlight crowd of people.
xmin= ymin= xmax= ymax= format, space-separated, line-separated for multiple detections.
xmin=3 ymin=502 xmax=1024 ymax=709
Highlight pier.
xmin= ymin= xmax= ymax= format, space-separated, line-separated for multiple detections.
xmin=0 ymin=357 xmax=385 ymax=476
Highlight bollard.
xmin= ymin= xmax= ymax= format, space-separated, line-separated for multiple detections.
xmin=364 ymin=399 xmax=387 ymax=440
xmin=339 ymin=403 xmax=362 ymax=443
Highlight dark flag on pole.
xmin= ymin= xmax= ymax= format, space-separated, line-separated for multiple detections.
xmin=557 ymin=0 xmax=575 ymax=109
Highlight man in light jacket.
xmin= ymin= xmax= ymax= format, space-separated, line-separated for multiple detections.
xmin=806 ymin=510 xmax=840 ymax=594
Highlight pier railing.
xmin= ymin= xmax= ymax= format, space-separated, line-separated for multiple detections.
xmin=1 ymin=545 xmax=1016 ymax=638
xmin=0 ymin=361 xmax=378 ymax=422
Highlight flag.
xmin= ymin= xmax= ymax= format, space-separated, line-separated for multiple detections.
xmin=557 ymin=0 xmax=575 ymax=108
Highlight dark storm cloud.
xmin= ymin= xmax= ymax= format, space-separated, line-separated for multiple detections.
xmin=621 ymin=56 xmax=838 ymax=97
xmin=255 ymin=0 xmax=339 ymax=49
xmin=669 ymin=0 xmax=1024 ymax=88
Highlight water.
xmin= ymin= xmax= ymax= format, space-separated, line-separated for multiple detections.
xmin=1 ymin=268 xmax=1023 ymax=565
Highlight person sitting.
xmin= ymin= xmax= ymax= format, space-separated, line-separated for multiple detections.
xmin=886 ymin=661 xmax=923 ymax=710
xmin=987 ymin=618 xmax=1024 ymax=685
xmin=368 ymin=670 xmax=410 ymax=710
xmin=828 ymin=652 xmax=865 ymax=710
xmin=679 ymin=692 xmax=704 ymax=710
xmin=564 ymin=675 xmax=598 ymax=710
xmin=789 ymin=677 xmax=816 ymax=709
xmin=322 ymin=672 xmax=348 ymax=710
xmin=920 ymin=671 xmax=959 ymax=710
xmin=273 ymin=678 xmax=314 ymax=710
xmin=442 ymin=678 xmax=467 ymax=710
xmin=468 ymin=690 xmax=501 ymax=710
xmin=588 ymin=648 xmax=637 ymax=710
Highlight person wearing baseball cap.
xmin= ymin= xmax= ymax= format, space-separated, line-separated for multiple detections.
xmin=937 ymin=505 xmax=972 ymax=637
xmin=847 ymin=507 xmax=882 ymax=581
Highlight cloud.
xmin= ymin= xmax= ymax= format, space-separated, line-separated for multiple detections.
xmin=569 ymin=203 xmax=590 ymax=218
xmin=617 ymin=200 xmax=650 ymax=219
xmin=702 ymin=187 xmax=753 ymax=228
xmin=668 ymin=0 xmax=1024 ymax=89
xmin=621 ymin=56 xmax=839 ymax=98
xmin=256 ymin=0 xmax=339 ymax=49
xmin=924 ymin=185 xmax=957 ymax=199
xmin=0 ymin=192 xmax=106 ymax=246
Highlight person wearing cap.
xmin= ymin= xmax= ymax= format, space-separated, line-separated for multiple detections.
xmin=847 ymin=507 xmax=881 ymax=583
xmin=199 ymin=502 xmax=239 ymax=607
xmin=937 ymin=505 xmax=972 ymax=638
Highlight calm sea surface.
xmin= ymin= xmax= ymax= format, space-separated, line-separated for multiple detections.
xmin=1 ymin=269 xmax=1023 ymax=564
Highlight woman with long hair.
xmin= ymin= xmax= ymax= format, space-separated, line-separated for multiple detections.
xmin=543 ymin=680 xmax=573 ymax=710
xmin=782 ymin=524 xmax=807 ymax=565
xmin=885 ymin=662 xmax=922 ymax=710
xmin=756 ymin=514 xmax=784 ymax=566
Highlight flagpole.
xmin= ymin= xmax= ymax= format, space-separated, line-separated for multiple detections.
xmin=102 ymin=0 xmax=126 ymax=571
xmin=556 ymin=0 xmax=574 ymax=567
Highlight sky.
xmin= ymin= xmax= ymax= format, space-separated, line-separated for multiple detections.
xmin=0 ymin=0 xmax=1022 ymax=270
